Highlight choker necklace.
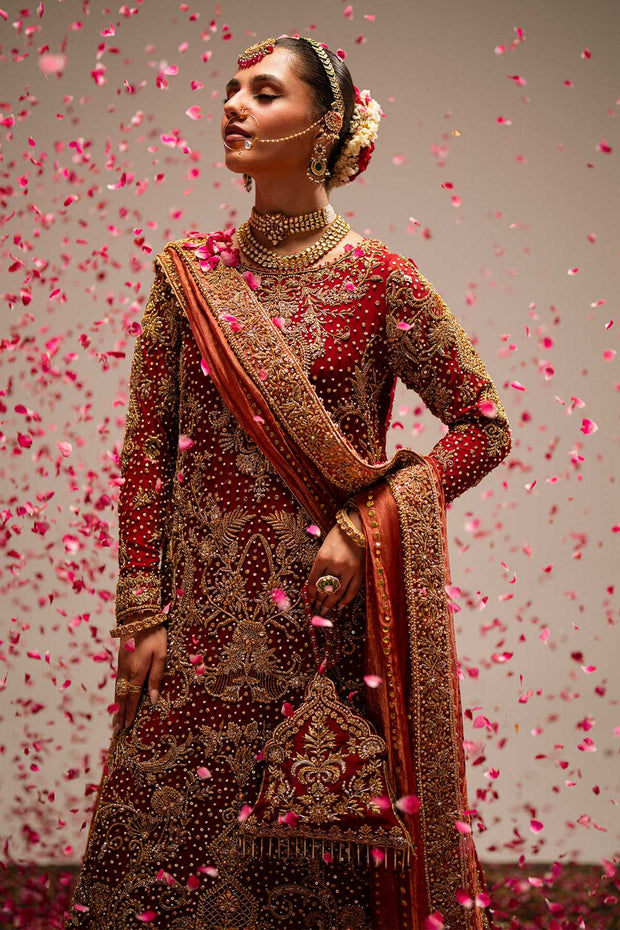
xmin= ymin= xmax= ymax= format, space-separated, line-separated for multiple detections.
xmin=249 ymin=204 xmax=336 ymax=246
xmin=237 ymin=215 xmax=351 ymax=271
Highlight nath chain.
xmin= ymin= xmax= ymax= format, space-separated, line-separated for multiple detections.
xmin=256 ymin=114 xmax=324 ymax=144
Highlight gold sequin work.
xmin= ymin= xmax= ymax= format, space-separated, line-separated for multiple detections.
xmin=65 ymin=236 xmax=511 ymax=929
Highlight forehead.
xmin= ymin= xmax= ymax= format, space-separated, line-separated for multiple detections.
xmin=229 ymin=45 xmax=305 ymax=89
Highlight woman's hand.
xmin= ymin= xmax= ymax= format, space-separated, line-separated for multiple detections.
xmin=307 ymin=510 xmax=366 ymax=616
xmin=112 ymin=622 xmax=167 ymax=737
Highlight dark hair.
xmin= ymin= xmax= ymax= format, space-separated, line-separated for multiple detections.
xmin=275 ymin=36 xmax=356 ymax=175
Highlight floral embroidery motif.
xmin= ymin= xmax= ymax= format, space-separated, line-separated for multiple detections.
xmin=68 ymin=233 xmax=509 ymax=929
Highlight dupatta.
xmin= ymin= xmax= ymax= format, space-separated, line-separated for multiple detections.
xmin=155 ymin=240 xmax=494 ymax=930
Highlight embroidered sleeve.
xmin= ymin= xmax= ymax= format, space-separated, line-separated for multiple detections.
xmin=114 ymin=267 xmax=181 ymax=623
xmin=385 ymin=259 xmax=511 ymax=504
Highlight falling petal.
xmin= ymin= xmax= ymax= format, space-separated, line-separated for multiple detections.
xmin=238 ymin=804 xmax=253 ymax=822
xmin=580 ymin=418 xmax=598 ymax=435
xmin=311 ymin=615 xmax=333 ymax=628
xmin=396 ymin=794 xmax=421 ymax=814
xmin=271 ymin=588 xmax=291 ymax=610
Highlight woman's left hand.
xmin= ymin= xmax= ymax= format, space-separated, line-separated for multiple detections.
xmin=307 ymin=510 xmax=366 ymax=616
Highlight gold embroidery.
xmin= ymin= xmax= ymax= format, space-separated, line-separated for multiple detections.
xmin=200 ymin=619 xmax=303 ymax=702
xmin=242 ymin=674 xmax=412 ymax=856
xmin=72 ymin=237 xmax=506 ymax=929
xmin=387 ymin=461 xmax=488 ymax=927
xmin=157 ymin=245 xmax=425 ymax=504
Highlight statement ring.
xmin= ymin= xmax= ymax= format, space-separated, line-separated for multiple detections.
xmin=316 ymin=574 xmax=341 ymax=595
xmin=114 ymin=678 xmax=143 ymax=696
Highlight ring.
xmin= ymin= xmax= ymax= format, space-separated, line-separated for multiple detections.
xmin=114 ymin=678 xmax=143 ymax=696
xmin=222 ymin=111 xmax=260 ymax=151
xmin=316 ymin=574 xmax=341 ymax=595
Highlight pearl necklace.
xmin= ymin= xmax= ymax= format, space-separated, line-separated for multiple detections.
xmin=237 ymin=215 xmax=351 ymax=271
xmin=249 ymin=204 xmax=336 ymax=246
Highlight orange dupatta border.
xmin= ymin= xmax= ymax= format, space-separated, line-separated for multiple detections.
xmin=155 ymin=241 xmax=494 ymax=930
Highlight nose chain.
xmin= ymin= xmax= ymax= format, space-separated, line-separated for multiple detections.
xmin=232 ymin=106 xmax=328 ymax=145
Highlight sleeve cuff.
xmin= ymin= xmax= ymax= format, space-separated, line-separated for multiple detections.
xmin=115 ymin=570 xmax=162 ymax=622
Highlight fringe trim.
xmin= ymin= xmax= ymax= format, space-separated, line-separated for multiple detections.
xmin=237 ymin=835 xmax=412 ymax=871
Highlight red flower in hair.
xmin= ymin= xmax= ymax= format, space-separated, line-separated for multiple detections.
xmin=357 ymin=142 xmax=375 ymax=173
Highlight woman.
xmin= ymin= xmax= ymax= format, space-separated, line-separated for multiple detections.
xmin=65 ymin=35 xmax=511 ymax=930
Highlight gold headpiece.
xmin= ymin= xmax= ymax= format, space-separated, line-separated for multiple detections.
xmin=300 ymin=37 xmax=345 ymax=137
xmin=237 ymin=37 xmax=277 ymax=69
xmin=238 ymin=37 xmax=345 ymax=138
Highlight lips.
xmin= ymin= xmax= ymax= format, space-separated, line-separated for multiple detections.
xmin=225 ymin=122 xmax=252 ymax=140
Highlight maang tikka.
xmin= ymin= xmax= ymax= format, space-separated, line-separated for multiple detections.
xmin=237 ymin=37 xmax=277 ymax=69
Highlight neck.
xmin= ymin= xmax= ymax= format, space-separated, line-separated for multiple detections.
xmin=252 ymin=175 xmax=329 ymax=216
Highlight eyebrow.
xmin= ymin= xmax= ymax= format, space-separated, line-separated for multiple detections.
xmin=225 ymin=73 xmax=285 ymax=93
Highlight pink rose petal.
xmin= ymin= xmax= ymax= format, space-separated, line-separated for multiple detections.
xmin=238 ymin=804 xmax=253 ymax=822
xmin=311 ymin=615 xmax=333 ymax=628
xmin=580 ymin=418 xmax=598 ymax=435
xmin=396 ymin=794 xmax=421 ymax=814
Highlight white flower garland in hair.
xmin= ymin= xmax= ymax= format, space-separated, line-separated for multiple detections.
xmin=327 ymin=88 xmax=383 ymax=190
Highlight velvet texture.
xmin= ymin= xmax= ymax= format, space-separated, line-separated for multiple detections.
xmin=157 ymin=243 xmax=495 ymax=929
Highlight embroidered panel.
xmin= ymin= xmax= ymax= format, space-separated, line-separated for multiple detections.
xmin=68 ymin=234 xmax=509 ymax=928
xmin=388 ymin=462 xmax=488 ymax=928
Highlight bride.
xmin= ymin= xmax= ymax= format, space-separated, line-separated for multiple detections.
xmin=65 ymin=34 xmax=510 ymax=930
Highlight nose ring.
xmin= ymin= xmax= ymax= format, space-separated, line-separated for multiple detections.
xmin=222 ymin=110 xmax=260 ymax=152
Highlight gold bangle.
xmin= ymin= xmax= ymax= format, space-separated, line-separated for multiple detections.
xmin=110 ymin=611 xmax=167 ymax=639
xmin=335 ymin=507 xmax=366 ymax=549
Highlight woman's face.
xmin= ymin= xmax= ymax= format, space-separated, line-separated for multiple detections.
xmin=221 ymin=46 xmax=323 ymax=182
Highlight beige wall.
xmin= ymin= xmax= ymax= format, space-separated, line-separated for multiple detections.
xmin=1 ymin=0 xmax=617 ymax=867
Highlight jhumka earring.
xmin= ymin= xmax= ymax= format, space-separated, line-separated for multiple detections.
xmin=243 ymin=173 xmax=253 ymax=192
xmin=307 ymin=109 xmax=343 ymax=184
xmin=307 ymin=135 xmax=330 ymax=183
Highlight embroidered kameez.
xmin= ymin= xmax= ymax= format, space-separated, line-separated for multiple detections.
xmin=65 ymin=235 xmax=511 ymax=930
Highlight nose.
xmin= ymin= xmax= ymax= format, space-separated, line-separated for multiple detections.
xmin=223 ymin=94 xmax=250 ymax=121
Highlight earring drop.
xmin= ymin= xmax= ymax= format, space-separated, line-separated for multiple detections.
xmin=307 ymin=135 xmax=330 ymax=183
xmin=243 ymin=173 xmax=253 ymax=193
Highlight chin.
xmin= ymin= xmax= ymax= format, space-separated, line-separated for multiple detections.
xmin=224 ymin=154 xmax=252 ymax=175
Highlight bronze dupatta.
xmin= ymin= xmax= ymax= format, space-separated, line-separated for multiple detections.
xmin=155 ymin=241 xmax=493 ymax=930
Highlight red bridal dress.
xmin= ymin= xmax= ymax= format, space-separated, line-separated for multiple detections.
xmin=65 ymin=235 xmax=511 ymax=930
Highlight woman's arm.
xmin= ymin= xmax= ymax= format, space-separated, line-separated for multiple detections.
xmin=384 ymin=258 xmax=511 ymax=505
xmin=111 ymin=266 xmax=181 ymax=735
xmin=114 ymin=265 xmax=181 ymax=627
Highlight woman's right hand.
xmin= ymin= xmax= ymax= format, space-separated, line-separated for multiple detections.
xmin=112 ymin=623 xmax=168 ymax=737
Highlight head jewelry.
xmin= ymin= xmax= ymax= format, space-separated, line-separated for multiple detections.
xmin=233 ymin=36 xmax=382 ymax=186
xmin=236 ymin=35 xmax=345 ymax=139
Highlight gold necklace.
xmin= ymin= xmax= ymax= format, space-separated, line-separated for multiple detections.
xmin=237 ymin=216 xmax=351 ymax=271
xmin=249 ymin=204 xmax=336 ymax=246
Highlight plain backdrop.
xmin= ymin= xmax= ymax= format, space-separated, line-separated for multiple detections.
xmin=1 ymin=0 xmax=618 ymax=868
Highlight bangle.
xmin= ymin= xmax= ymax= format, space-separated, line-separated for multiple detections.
xmin=335 ymin=507 xmax=366 ymax=549
xmin=110 ymin=611 xmax=167 ymax=639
